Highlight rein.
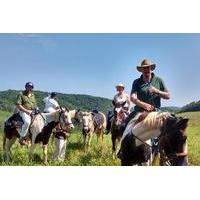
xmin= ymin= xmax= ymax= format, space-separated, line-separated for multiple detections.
xmin=131 ymin=129 xmax=153 ymax=149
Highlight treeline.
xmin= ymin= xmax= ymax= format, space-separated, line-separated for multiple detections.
xmin=0 ymin=90 xmax=113 ymax=114
xmin=181 ymin=101 xmax=200 ymax=113
xmin=0 ymin=90 xmax=199 ymax=114
xmin=161 ymin=106 xmax=182 ymax=113
xmin=162 ymin=101 xmax=200 ymax=113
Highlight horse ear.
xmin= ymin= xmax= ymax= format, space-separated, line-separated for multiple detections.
xmin=65 ymin=107 xmax=69 ymax=112
xmin=177 ymin=118 xmax=189 ymax=130
xmin=112 ymin=100 xmax=116 ymax=107
xmin=77 ymin=109 xmax=80 ymax=113
xmin=90 ymin=112 xmax=95 ymax=116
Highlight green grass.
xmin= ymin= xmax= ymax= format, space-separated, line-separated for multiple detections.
xmin=0 ymin=110 xmax=120 ymax=166
xmin=178 ymin=112 xmax=200 ymax=166
xmin=0 ymin=110 xmax=200 ymax=166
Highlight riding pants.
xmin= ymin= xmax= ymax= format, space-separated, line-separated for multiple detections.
xmin=19 ymin=111 xmax=32 ymax=137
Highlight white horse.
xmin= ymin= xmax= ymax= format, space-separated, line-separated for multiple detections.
xmin=81 ymin=111 xmax=106 ymax=151
xmin=119 ymin=111 xmax=189 ymax=166
xmin=3 ymin=108 xmax=74 ymax=163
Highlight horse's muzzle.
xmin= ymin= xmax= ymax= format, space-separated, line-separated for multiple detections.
xmin=83 ymin=126 xmax=90 ymax=134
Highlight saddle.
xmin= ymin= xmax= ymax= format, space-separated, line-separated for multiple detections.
xmin=5 ymin=113 xmax=24 ymax=129
xmin=93 ymin=113 xmax=104 ymax=129
xmin=5 ymin=108 xmax=41 ymax=129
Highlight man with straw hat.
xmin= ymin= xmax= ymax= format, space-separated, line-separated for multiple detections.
xmin=131 ymin=58 xmax=170 ymax=114
xmin=121 ymin=59 xmax=170 ymax=164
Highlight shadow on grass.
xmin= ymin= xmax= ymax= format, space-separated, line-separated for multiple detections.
xmin=68 ymin=141 xmax=83 ymax=151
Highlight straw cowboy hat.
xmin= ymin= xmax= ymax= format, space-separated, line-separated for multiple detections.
xmin=116 ymin=83 xmax=125 ymax=88
xmin=137 ymin=59 xmax=156 ymax=72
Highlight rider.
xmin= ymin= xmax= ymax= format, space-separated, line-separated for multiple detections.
xmin=123 ymin=59 xmax=170 ymax=128
xmin=122 ymin=59 xmax=170 ymax=163
xmin=43 ymin=92 xmax=60 ymax=113
xmin=16 ymin=82 xmax=37 ymax=145
xmin=106 ymin=83 xmax=131 ymax=134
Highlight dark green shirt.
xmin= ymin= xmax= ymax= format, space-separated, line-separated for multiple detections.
xmin=16 ymin=91 xmax=37 ymax=110
xmin=131 ymin=73 xmax=168 ymax=112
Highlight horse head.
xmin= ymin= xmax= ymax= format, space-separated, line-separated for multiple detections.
xmin=113 ymin=102 xmax=127 ymax=127
xmin=59 ymin=107 xmax=75 ymax=131
xmin=81 ymin=112 xmax=93 ymax=134
xmin=160 ymin=115 xmax=189 ymax=158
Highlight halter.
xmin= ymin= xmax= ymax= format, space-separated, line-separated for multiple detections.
xmin=58 ymin=111 xmax=73 ymax=131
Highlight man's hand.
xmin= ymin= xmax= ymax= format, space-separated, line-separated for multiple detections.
xmin=148 ymin=86 xmax=160 ymax=95
xmin=143 ymin=103 xmax=155 ymax=112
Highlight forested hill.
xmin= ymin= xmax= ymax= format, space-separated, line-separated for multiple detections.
xmin=0 ymin=90 xmax=113 ymax=114
xmin=0 ymin=90 xmax=199 ymax=114
xmin=181 ymin=101 xmax=200 ymax=113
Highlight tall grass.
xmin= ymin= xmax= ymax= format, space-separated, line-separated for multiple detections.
xmin=0 ymin=110 xmax=199 ymax=166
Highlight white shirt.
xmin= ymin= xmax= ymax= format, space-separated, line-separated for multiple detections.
xmin=113 ymin=92 xmax=130 ymax=109
xmin=43 ymin=96 xmax=59 ymax=113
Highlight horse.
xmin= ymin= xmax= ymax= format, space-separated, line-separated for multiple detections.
xmin=119 ymin=111 xmax=189 ymax=166
xmin=111 ymin=101 xmax=128 ymax=159
xmin=53 ymin=109 xmax=82 ymax=161
xmin=3 ymin=108 xmax=75 ymax=163
xmin=81 ymin=111 xmax=106 ymax=152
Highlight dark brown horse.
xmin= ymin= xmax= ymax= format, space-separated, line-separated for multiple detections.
xmin=111 ymin=101 xmax=128 ymax=158
xmin=119 ymin=111 xmax=189 ymax=166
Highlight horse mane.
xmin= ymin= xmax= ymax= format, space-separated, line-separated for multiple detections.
xmin=134 ymin=111 xmax=171 ymax=130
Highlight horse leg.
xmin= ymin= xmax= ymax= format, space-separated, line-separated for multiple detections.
xmin=87 ymin=133 xmax=93 ymax=152
xmin=4 ymin=138 xmax=16 ymax=163
xmin=96 ymin=132 xmax=100 ymax=144
xmin=29 ymin=144 xmax=36 ymax=161
xmin=100 ymin=132 xmax=104 ymax=150
xmin=83 ymin=135 xmax=87 ymax=152
xmin=111 ymin=134 xmax=117 ymax=159
xmin=43 ymin=144 xmax=48 ymax=164
xmin=101 ymin=131 xmax=104 ymax=143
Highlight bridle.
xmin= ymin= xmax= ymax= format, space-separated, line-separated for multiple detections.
xmin=59 ymin=110 xmax=73 ymax=131
xmin=158 ymin=117 xmax=187 ymax=165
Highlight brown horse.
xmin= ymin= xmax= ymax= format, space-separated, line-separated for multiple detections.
xmin=111 ymin=101 xmax=128 ymax=159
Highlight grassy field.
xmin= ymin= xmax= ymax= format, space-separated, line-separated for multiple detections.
xmin=0 ymin=110 xmax=199 ymax=166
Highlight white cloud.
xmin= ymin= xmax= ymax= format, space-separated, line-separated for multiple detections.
xmin=13 ymin=33 xmax=57 ymax=48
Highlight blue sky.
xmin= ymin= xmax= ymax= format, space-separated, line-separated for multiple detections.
xmin=0 ymin=33 xmax=199 ymax=107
